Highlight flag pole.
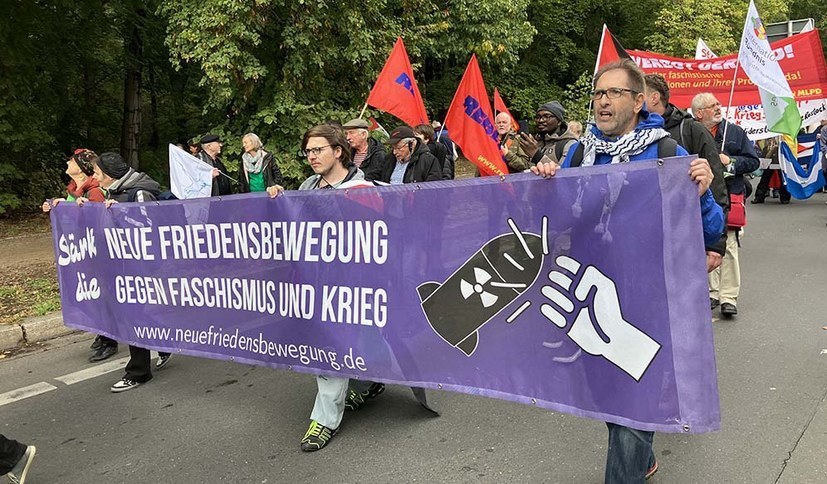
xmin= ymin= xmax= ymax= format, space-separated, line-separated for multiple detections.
xmin=358 ymin=102 xmax=369 ymax=119
xmin=721 ymin=57 xmax=741 ymax=151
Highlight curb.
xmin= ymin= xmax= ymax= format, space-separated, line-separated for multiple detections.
xmin=0 ymin=311 xmax=78 ymax=352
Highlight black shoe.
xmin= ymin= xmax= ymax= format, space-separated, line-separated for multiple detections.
xmin=720 ymin=303 xmax=738 ymax=317
xmin=750 ymin=197 xmax=765 ymax=204
xmin=710 ymin=298 xmax=720 ymax=310
xmin=90 ymin=335 xmax=103 ymax=350
xmin=780 ymin=198 xmax=790 ymax=204
xmin=89 ymin=345 xmax=118 ymax=362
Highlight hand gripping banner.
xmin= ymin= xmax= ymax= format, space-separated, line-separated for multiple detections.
xmin=52 ymin=157 xmax=720 ymax=433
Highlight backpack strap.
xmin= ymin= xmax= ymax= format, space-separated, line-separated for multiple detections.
xmin=568 ymin=142 xmax=585 ymax=167
xmin=657 ymin=137 xmax=678 ymax=158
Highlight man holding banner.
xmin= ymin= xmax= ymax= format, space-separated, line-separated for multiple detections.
xmin=533 ymin=59 xmax=723 ymax=483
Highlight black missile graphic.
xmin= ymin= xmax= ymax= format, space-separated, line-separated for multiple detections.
xmin=417 ymin=217 xmax=548 ymax=356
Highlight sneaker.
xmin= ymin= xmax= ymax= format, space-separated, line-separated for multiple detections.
xmin=344 ymin=389 xmax=367 ymax=411
xmin=110 ymin=378 xmax=141 ymax=393
xmin=710 ymin=298 xmax=720 ymax=310
xmin=645 ymin=459 xmax=658 ymax=480
xmin=89 ymin=345 xmax=118 ymax=362
xmin=155 ymin=353 xmax=171 ymax=370
xmin=300 ymin=420 xmax=337 ymax=452
xmin=7 ymin=445 xmax=36 ymax=484
xmin=90 ymin=335 xmax=103 ymax=350
xmin=345 ymin=383 xmax=385 ymax=411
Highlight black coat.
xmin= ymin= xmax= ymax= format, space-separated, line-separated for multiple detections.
xmin=237 ymin=151 xmax=283 ymax=193
xmin=360 ymin=138 xmax=390 ymax=182
xmin=663 ymin=105 xmax=729 ymax=255
xmin=712 ymin=120 xmax=760 ymax=196
xmin=376 ymin=141 xmax=442 ymax=184
xmin=199 ymin=152 xmax=233 ymax=196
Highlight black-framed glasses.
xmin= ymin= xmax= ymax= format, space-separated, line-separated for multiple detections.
xmin=590 ymin=87 xmax=638 ymax=100
xmin=535 ymin=113 xmax=555 ymax=121
xmin=301 ymin=145 xmax=331 ymax=157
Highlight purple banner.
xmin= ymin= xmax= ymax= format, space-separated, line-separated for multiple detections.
xmin=51 ymin=156 xmax=720 ymax=433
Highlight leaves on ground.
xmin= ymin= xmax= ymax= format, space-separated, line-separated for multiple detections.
xmin=0 ymin=262 xmax=60 ymax=325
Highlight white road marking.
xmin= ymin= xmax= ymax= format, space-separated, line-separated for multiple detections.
xmin=54 ymin=357 xmax=129 ymax=385
xmin=0 ymin=382 xmax=57 ymax=407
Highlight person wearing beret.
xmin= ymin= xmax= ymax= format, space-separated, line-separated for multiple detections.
xmin=198 ymin=134 xmax=233 ymax=196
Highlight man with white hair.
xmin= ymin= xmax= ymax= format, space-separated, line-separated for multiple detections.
xmin=342 ymin=118 xmax=388 ymax=181
xmin=692 ymin=93 xmax=759 ymax=318
xmin=495 ymin=112 xmax=529 ymax=173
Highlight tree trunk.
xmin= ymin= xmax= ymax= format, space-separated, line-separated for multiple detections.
xmin=120 ymin=14 xmax=144 ymax=170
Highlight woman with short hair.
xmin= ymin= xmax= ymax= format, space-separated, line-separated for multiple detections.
xmin=237 ymin=133 xmax=283 ymax=193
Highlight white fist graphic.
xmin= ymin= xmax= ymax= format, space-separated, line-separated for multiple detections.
xmin=540 ymin=256 xmax=661 ymax=381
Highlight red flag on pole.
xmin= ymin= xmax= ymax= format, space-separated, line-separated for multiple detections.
xmin=444 ymin=55 xmax=508 ymax=177
xmin=493 ymin=88 xmax=520 ymax=132
xmin=595 ymin=25 xmax=632 ymax=75
xmin=366 ymin=38 xmax=429 ymax=127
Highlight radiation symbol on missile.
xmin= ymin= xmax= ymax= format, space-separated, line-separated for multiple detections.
xmin=417 ymin=217 xmax=548 ymax=356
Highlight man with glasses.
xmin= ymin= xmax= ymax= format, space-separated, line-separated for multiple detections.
xmin=375 ymin=126 xmax=442 ymax=184
xmin=692 ymin=93 xmax=760 ymax=319
xmin=519 ymin=100 xmax=578 ymax=166
xmin=533 ymin=59 xmax=723 ymax=483
xmin=644 ymin=74 xmax=728 ymax=275
xmin=267 ymin=124 xmax=385 ymax=451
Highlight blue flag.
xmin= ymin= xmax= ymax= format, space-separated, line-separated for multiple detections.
xmin=779 ymin=133 xmax=826 ymax=199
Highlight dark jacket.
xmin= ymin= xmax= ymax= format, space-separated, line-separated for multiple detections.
xmin=360 ymin=138 xmax=390 ymax=182
xmin=237 ymin=151 xmax=283 ymax=193
xmin=376 ymin=140 xmax=442 ymax=184
xmin=533 ymin=123 xmax=578 ymax=165
xmin=712 ymin=120 xmax=760 ymax=196
xmin=436 ymin=129 xmax=455 ymax=179
xmin=104 ymin=169 xmax=161 ymax=203
xmin=199 ymin=151 xmax=233 ymax=196
xmin=663 ymin=104 xmax=729 ymax=255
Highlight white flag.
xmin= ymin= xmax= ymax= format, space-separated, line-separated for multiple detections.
xmin=695 ymin=38 xmax=718 ymax=59
xmin=168 ymin=144 xmax=214 ymax=199
xmin=737 ymin=0 xmax=801 ymax=138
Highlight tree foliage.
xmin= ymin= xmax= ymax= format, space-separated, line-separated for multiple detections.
xmin=0 ymin=0 xmax=822 ymax=215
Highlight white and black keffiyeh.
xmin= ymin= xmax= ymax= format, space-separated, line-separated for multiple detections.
xmin=579 ymin=127 xmax=670 ymax=166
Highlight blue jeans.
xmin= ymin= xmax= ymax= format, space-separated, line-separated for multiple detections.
xmin=605 ymin=423 xmax=655 ymax=484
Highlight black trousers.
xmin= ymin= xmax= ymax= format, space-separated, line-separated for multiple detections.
xmin=0 ymin=434 xmax=26 ymax=475
xmin=124 ymin=346 xmax=171 ymax=383
xmin=755 ymin=169 xmax=790 ymax=201
xmin=99 ymin=335 xmax=118 ymax=347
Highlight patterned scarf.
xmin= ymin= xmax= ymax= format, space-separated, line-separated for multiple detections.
xmin=243 ymin=150 xmax=266 ymax=174
xmin=579 ymin=126 xmax=670 ymax=166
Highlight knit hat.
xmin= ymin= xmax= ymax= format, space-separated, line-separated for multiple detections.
xmin=72 ymin=148 xmax=98 ymax=176
xmin=96 ymin=152 xmax=130 ymax=179
xmin=538 ymin=101 xmax=565 ymax=122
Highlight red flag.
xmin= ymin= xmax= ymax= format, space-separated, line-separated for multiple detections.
xmin=366 ymin=38 xmax=429 ymax=127
xmin=444 ymin=55 xmax=508 ymax=177
xmin=595 ymin=25 xmax=632 ymax=75
xmin=493 ymin=88 xmax=520 ymax=132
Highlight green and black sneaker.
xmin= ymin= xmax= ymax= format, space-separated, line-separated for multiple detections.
xmin=345 ymin=383 xmax=385 ymax=411
xmin=300 ymin=420 xmax=337 ymax=452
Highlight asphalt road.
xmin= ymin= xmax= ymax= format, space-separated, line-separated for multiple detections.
xmin=1 ymin=192 xmax=827 ymax=483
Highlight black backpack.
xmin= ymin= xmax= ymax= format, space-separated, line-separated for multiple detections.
xmin=567 ymin=137 xmax=678 ymax=167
